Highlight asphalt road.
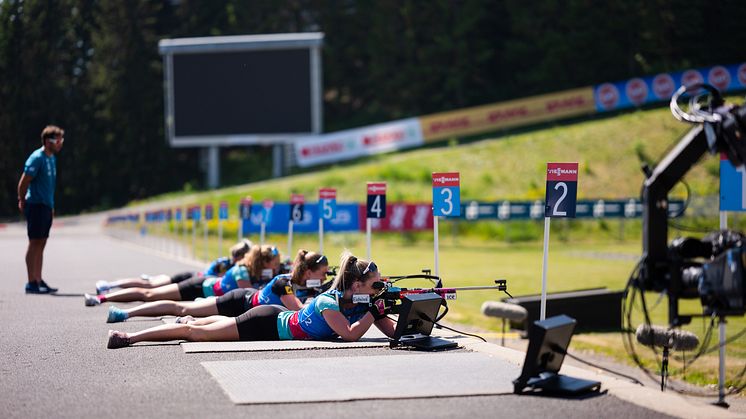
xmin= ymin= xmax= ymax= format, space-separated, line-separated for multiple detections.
xmin=0 ymin=215 xmax=736 ymax=419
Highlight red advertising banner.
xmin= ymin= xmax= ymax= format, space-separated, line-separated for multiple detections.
xmin=546 ymin=163 xmax=579 ymax=182
xmin=358 ymin=204 xmax=434 ymax=231
xmin=290 ymin=194 xmax=305 ymax=204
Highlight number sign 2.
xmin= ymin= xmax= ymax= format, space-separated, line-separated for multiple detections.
xmin=319 ymin=188 xmax=337 ymax=220
xmin=545 ymin=163 xmax=578 ymax=218
xmin=432 ymin=172 xmax=461 ymax=217
xmin=290 ymin=194 xmax=305 ymax=222
xmin=367 ymin=182 xmax=386 ymax=219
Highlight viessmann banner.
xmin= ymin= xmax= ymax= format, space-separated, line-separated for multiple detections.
xmin=418 ymin=87 xmax=596 ymax=142
xmin=294 ymin=118 xmax=423 ymax=167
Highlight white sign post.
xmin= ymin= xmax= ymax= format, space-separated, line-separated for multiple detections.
xmin=541 ymin=162 xmax=578 ymax=320
xmin=366 ymin=182 xmax=386 ymax=260
xmin=218 ymin=201 xmax=228 ymax=257
xmin=190 ymin=205 xmax=200 ymax=259
xmin=432 ymin=172 xmax=461 ymax=278
xmin=203 ymin=204 xmax=214 ymax=261
xmin=288 ymin=194 xmax=304 ymax=255
xmin=318 ymin=188 xmax=337 ymax=254
xmin=238 ymin=197 xmax=252 ymax=243
xmin=261 ymin=200 xmax=273 ymax=245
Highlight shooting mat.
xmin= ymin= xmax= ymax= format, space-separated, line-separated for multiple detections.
xmin=202 ymin=352 xmax=518 ymax=404
xmin=181 ymin=327 xmax=390 ymax=353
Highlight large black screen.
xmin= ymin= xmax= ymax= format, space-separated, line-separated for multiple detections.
xmin=172 ymin=49 xmax=312 ymax=136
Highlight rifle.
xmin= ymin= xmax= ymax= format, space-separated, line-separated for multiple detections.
xmin=372 ymin=271 xmax=513 ymax=322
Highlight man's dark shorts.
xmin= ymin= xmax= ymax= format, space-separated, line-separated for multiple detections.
xmin=25 ymin=203 xmax=53 ymax=239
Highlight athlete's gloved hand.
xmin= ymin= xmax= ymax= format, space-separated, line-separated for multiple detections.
xmin=368 ymin=293 xmax=388 ymax=321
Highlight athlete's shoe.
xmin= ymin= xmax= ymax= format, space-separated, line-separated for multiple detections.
xmin=84 ymin=293 xmax=101 ymax=306
xmin=107 ymin=330 xmax=130 ymax=349
xmin=39 ymin=280 xmax=58 ymax=293
xmin=25 ymin=282 xmax=52 ymax=294
xmin=107 ymin=306 xmax=128 ymax=323
xmin=95 ymin=280 xmax=110 ymax=294
xmin=174 ymin=315 xmax=195 ymax=324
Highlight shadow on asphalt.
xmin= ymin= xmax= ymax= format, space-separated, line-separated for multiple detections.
xmin=515 ymin=388 xmax=608 ymax=400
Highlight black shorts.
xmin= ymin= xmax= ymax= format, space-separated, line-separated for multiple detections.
xmin=234 ymin=305 xmax=286 ymax=341
xmin=216 ymin=288 xmax=258 ymax=317
xmin=25 ymin=203 xmax=53 ymax=239
xmin=170 ymin=272 xmax=196 ymax=284
xmin=177 ymin=277 xmax=205 ymax=301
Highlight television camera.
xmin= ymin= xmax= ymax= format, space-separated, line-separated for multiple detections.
xmin=639 ymin=83 xmax=746 ymax=326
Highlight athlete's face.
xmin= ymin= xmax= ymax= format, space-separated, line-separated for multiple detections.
xmin=45 ymin=135 xmax=64 ymax=153
xmin=353 ymin=271 xmax=381 ymax=296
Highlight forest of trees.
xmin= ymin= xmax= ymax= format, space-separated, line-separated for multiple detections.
xmin=1 ymin=0 xmax=745 ymax=217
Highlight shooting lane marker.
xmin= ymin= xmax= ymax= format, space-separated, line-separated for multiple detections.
xmin=542 ymin=163 xmax=578 ymax=320
xmin=204 ymin=203 xmax=213 ymax=261
xmin=432 ymin=172 xmax=461 ymax=277
xmin=218 ymin=201 xmax=228 ymax=257
xmin=191 ymin=205 xmax=201 ymax=260
xmin=288 ymin=194 xmax=304 ymax=255
xmin=175 ymin=207 xmax=185 ymax=258
xmin=261 ymin=199 xmax=273 ymax=245
xmin=366 ymin=182 xmax=386 ymax=260
xmin=238 ymin=196 xmax=252 ymax=243
xmin=318 ymin=188 xmax=336 ymax=253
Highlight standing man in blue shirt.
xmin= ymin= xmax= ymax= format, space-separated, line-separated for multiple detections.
xmin=17 ymin=125 xmax=65 ymax=294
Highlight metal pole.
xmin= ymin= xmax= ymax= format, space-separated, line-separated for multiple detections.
xmin=366 ymin=218 xmax=372 ymax=260
xmin=540 ymin=216 xmax=551 ymax=320
xmin=260 ymin=222 xmax=266 ymax=245
xmin=203 ymin=220 xmax=208 ymax=261
xmin=433 ymin=216 xmax=440 ymax=277
xmin=218 ymin=220 xmax=223 ymax=259
xmin=191 ymin=220 xmax=196 ymax=259
xmin=287 ymin=221 xmax=294 ymax=255
xmin=716 ymin=316 xmax=728 ymax=407
xmin=319 ymin=218 xmax=324 ymax=254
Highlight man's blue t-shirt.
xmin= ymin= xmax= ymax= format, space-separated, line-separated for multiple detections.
xmin=24 ymin=147 xmax=56 ymax=208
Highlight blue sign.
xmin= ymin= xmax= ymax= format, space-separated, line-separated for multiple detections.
xmin=720 ymin=155 xmax=746 ymax=211
xmin=545 ymin=163 xmax=579 ymax=218
xmin=204 ymin=204 xmax=214 ymax=220
xmin=219 ymin=203 xmax=229 ymax=220
xmin=319 ymin=189 xmax=337 ymax=220
xmin=242 ymin=203 xmax=360 ymax=233
xmin=192 ymin=207 xmax=201 ymax=221
xmin=432 ymin=172 xmax=461 ymax=217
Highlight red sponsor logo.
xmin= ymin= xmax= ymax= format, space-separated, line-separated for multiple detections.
xmin=545 ymin=95 xmax=588 ymax=112
xmin=432 ymin=172 xmax=460 ymax=187
xmin=708 ymin=66 xmax=731 ymax=91
xmin=429 ymin=117 xmax=470 ymax=133
xmin=738 ymin=63 xmax=746 ymax=86
xmin=487 ymin=106 xmax=528 ymax=122
xmin=625 ymin=78 xmax=648 ymax=106
xmin=220 ymin=201 xmax=229 ymax=209
xmin=262 ymin=199 xmax=274 ymax=209
xmin=652 ymin=74 xmax=675 ymax=99
xmin=290 ymin=194 xmax=305 ymax=205
xmin=597 ymin=83 xmax=619 ymax=110
xmin=362 ymin=130 xmax=405 ymax=147
xmin=546 ymin=162 xmax=579 ymax=181
xmin=681 ymin=69 xmax=704 ymax=92
xmin=319 ymin=188 xmax=336 ymax=199
xmin=300 ymin=141 xmax=345 ymax=157
xmin=367 ymin=182 xmax=386 ymax=195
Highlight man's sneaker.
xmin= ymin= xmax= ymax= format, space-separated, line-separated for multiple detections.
xmin=95 ymin=280 xmax=110 ymax=294
xmin=39 ymin=280 xmax=58 ymax=293
xmin=107 ymin=330 xmax=130 ymax=349
xmin=107 ymin=306 xmax=128 ymax=323
xmin=84 ymin=293 xmax=101 ymax=306
xmin=25 ymin=282 xmax=53 ymax=294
